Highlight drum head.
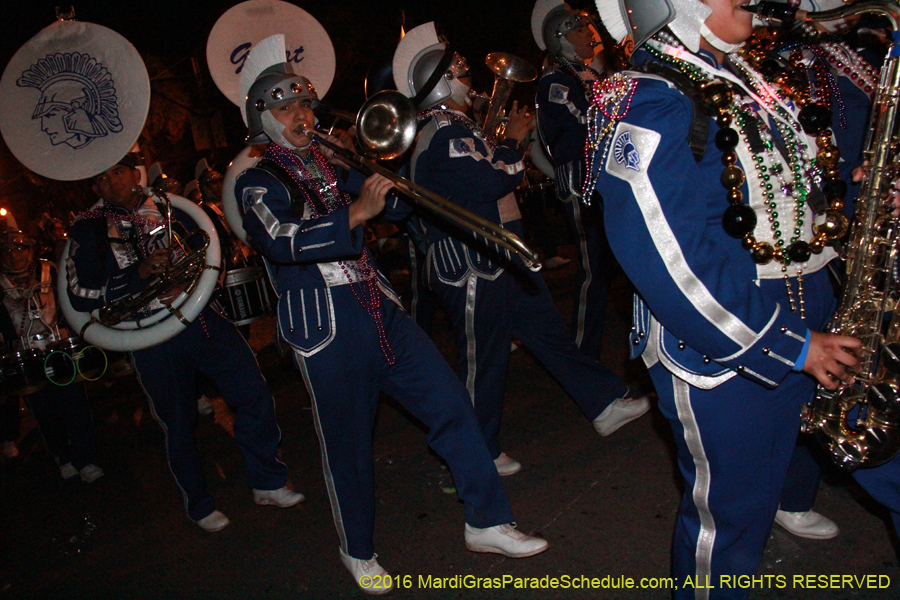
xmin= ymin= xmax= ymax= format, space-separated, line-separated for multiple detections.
xmin=206 ymin=0 xmax=335 ymax=108
xmin=0 ymin=20 xmax=150 ymax=181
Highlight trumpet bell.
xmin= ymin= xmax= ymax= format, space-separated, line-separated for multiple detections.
xmin=485 ymin=52 xmax=538 ymax=83
xmin=356 ymin=90 xmax=418 ymax=160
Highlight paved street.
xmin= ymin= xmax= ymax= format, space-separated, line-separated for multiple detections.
xmin=1 ymin=253 xmax=898 ymax=600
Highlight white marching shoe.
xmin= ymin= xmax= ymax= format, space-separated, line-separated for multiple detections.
xmin=593 ymin=395 xmax=651 ymax=437
xmin=774 ymin=509 xmax=839 ymax=540
xmin=196 ymin=510 xmax=231 ymax=532
xmin=493 ymin=453 xmax=522 ymax=477
xmin=339 ymin=547 xmax=394 ymax=595
xmin=464 ymin=523 xmax=549 ymax=558
xmin=253 ymin=486 xmax=305 ymax=508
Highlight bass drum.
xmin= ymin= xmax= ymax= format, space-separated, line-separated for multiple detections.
xmin=220 ymin=263 xmax=274 ymax=326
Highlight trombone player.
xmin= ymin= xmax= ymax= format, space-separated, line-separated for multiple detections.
xmin=233 ymin=34 xmax=548 ymax=596
xmin=395 ymin=22 xmax=650 ymax=478
xmin=64 ymin=155 xmax=304 ymax=532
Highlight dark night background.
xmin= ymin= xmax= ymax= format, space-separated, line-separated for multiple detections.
xmin=0 ymin=0 xmax=595 ymax=235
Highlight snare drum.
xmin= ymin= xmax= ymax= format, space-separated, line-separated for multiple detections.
xmin=3 ymin=349 xmax=48 ymax=395
xmin=221 ymin=266 xmax=274 ymax=326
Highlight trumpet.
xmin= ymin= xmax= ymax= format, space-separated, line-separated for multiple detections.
xmin=305 ymin=90 xmax=541 ymax=269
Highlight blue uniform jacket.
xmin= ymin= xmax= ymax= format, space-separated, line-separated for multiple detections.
xmin=236 ymin=159 xmax=406 ymax=356
xmin=65 ymin=200 xmax=202 ymax=314
xmin=593 ymin=55 xmax=836 ymax=390
xmin=411 ymin=112 xmax=526 ymax=282
xmin=536 ymin=63 xmax=593 ymax=200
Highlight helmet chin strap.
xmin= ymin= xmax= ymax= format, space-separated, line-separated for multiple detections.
xmin=700 ymin=23 xmax=744 ymax=54
xmin=557 ymin=36 xmax=581 ymax=63
xmin=448 ymin=77 xmax=472 ymax=108
xmin=261 ymin=111 xmax=311 ymax=151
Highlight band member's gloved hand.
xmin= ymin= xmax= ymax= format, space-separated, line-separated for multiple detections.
xmin=349 ymin=173 xmax=395 ymax=228
xmin=803 ymin=330 xmax=862 ymax=390
xmin=139 ymin=248 xmax=170 ymax=280
xmin=503 ymin=101 xmax=535 ymax=146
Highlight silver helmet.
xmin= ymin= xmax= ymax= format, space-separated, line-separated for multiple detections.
xmin=410 ymin=48 xmax=469 ymax=109
xmin=244 ymin=63 xmax=319 ymax=145
xmin=543 ymin=7 xmax=589 ymax=56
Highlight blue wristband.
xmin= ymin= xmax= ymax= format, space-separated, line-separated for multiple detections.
xmin=793 ymin=330 xmax=812 ymax=372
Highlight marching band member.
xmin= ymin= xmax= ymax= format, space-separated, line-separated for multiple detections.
xmin=234 ymin=35 xmax=548 ymax=595
xmin=589 ymin=0 xmax=866 ymax=596
xmin=64 ymin=155 xmax=304 ymax=532
xmin=0 ymin=229 xmax=102 ymax=481
xmin=532 ymin=0 xmax=614 ymax=360
xmin=396 ymin=22 xmax=650 ymax=477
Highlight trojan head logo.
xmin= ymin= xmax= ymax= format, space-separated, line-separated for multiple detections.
xmin=17 ymin=52 xmax=123 ymax=150
xmin=613 ymin=130 xmax=640 ymax=172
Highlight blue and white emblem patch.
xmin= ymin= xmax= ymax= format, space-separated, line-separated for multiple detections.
xmin=613 ymin=131 xmax=641 ymax=171
xmin=449 ymin=138 xmax=475 ymax=158
xmin=549 ymin=83 xmax=569 ymax=104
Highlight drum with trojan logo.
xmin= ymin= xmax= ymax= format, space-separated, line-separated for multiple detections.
xmin=0 ymin=15 xmax=220 ymax=353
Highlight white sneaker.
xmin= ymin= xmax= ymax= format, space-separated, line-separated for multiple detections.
xmin=59 ymin=463 xmax=78 ymax=480
xmin=79 ymin=464 xmax=104 ymax=483
xmin=197 ymin=395 xmax=215 ymax=416
xmin=2 ymin=441 xmax=19 ymax=458
xmin=339 ymin=547 xmax=394 ymax=595
xmin=592 ymin=396 xmax=651 ymax=437
xmin=253 ymin=486 xmax=305 ymax=507
xmin=774 ymin=509 xmax=839 ymax=540
xmin=493 ymin=453 xmax=522 ymax=477
xmin=196 ymin=510 xmax=230 ymax=532
xmin=464 ymin=523 xmax=549 ymax=558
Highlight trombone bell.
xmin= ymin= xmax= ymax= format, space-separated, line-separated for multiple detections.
xmin=356 ymin=90 xmax=418 ymax=160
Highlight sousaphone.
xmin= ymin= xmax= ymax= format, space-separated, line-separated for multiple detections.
xmin=0 ymin=14 xmax=220 ymax=351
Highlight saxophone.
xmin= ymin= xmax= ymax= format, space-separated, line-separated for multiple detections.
xmin=748 ymin=1 xmax=900 ymax=471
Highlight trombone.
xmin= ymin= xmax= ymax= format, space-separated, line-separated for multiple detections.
xmin=311 ymin=91 xmax=541 ymax=269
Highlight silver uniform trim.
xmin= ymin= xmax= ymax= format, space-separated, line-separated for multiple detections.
xmin=297 ymin=355 xmax=349 ymax=553
xmin=286 ymin=290 xmax=294 ymax=333
xmin=571 ymin=197 xmax=591 ymax=350
xmin=606 ymin=123 xmax=760 ymax=350
xmin=741 ymin=366 xmax=777 ymax=387
xmin=672 ymin=376 xmax=715 ymax=600
xmin=464 ymin=273 xmax=478 ymax=404
xmin=316 ymin=258 xmax=373 ymax=288
xmin=449 ymin=239 xmax=463 ymax=270
xmin=251 ymin=202 xmax=300 ymax=241
xmin=300 ymin=290 xmax=309 ymax=339
xmin=768 ymin=351 xmax=795 ymax=367
xmin=717 ymin=305 xmax=780 ymax=363
xmin=315 ymin=289 xmax=322 ymax=330
xmin=650 ymin=317 xmax=737 ymax=390
xmin=785 ymin=330 xmax=805 ymax=343
xmin=300 ymin=241 xmax=335 ymax=251
xmin=65 ymin=241 xmax=104 ymax=299
xmin=302 ymin=222 xmax=334 ymax=232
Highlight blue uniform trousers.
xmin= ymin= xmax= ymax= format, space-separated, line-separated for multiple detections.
xmin=563 ymin=197 xmax=613 ymax=361
xmin=132 ymin=308 xmax=287 ymax=521
xmin=853 ymin=454 xmax=900 ymax=539
xmin=652 ymin=272 xmax=832 ymax=600
xmin=431 ymin=264 xmax=628 ymax=459
xmin=25 ymin=382 xmax=97 ymax=469
xmin=295 ymin=293 xmax=513 ymax=560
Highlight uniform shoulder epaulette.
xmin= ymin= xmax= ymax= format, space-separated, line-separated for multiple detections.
xmin=433 ymin=113 xmax=454 ymax=128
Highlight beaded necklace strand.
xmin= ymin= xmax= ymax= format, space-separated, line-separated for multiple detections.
xmin=267 ymin=142 xmax=395 ymax=365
